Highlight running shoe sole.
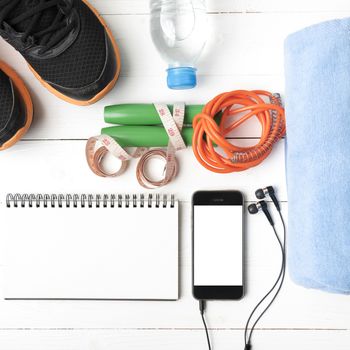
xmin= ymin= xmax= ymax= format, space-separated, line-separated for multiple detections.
xmin=0 ymin=61 xmax=33 ymax=151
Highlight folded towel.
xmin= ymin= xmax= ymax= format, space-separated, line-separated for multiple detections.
xmin=284 ymin=18 xmax=350 ymax=294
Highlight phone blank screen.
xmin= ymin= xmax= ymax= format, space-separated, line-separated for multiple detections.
xmin=194 ymin=205 xmax=243 ymax=286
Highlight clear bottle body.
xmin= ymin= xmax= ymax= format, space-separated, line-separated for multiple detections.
xmin=150 ymin=0 xmax=208 ymax=89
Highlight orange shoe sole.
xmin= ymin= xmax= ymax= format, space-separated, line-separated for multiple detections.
xmin=0 ymin=61 xmax=33 ymax=151
xmin=27 ymin=0 xmax=121 ymax=106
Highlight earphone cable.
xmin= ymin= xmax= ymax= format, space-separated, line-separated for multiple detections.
xmin=244 ymin=225 xmax=285 ymax=346
xmin=244 ymin=211 xmax=286 ymax=348
xmin=199 ymin=300 xmax=212 ymax=350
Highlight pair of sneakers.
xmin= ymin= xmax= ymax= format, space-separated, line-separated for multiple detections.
xmin=0 ymin=0 xmax=121 ymax=151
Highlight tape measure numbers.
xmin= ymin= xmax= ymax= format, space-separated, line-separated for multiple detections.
xmin=86 ymin=103 xmax=186 ymax=188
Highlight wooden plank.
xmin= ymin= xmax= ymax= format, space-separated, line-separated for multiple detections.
xmin=0 ymin=3 xmax=348 ymax=347
xmin=90 ymin=0 xmax=350 ymax=15
xmin=0 ymin=329 xmax=348 ymax=350
xmin=6 ymin=74 xmax=285 ymax=140
xmin=0 ymin=140 xmax=286 ymax=203
xmin=1 ymin=11 xmax=346 ymax=139
xmin=104 ymin=12 xmax=350 ymax=77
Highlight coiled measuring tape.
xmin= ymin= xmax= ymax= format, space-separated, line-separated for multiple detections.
xmin=86 ymin=103 xmax=186 ymax=189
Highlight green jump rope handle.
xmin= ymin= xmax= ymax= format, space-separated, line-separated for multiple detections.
xmin=101 ymin=126 xmax=194 ymax=147
xmin=104 ymin=104 xmax=204 ymax=125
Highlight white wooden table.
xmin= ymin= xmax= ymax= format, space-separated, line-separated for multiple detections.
xmin=0 ymin=1 xmax=349 ymax=349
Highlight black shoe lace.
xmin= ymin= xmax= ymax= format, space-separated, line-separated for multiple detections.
xmin=0 ymin=0 xmax=76 ymax=53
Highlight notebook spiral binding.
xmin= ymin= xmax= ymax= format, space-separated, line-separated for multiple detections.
xmin=6 ymin=194 xmax=176 ymax=209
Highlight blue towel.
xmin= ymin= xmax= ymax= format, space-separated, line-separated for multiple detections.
xmin=284 ymin=18 xmax=350 ymax=294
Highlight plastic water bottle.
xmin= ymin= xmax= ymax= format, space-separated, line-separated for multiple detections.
xmin=150 ymin=0 xmax=208 ymax=90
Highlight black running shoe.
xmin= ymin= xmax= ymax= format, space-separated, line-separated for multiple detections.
xmin=0 ymin=61 xmax=33 ymax=151
xmin=0 ymin=0 xmax=121 ymax=106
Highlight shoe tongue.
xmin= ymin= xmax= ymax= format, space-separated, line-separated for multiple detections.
xmin=10 ymin=0 xmax=59 ymax=34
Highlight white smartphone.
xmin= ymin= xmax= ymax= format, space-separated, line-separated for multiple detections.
xmin=192 ymin=190 xmax=244 ymax=300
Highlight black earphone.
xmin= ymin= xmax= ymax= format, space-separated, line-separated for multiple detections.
xmin=198 ymin=186 xmax=286 ymax=350
xmin=248 ymin=200 xmax=274 ymax=226
xmin=255 ymin=186 xmax=280 ymax=211
xmin=244 ymin=185 xmax=286 ymax=350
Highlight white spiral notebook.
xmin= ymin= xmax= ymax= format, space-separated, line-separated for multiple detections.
xmin=1 ymin=194 xmax=179 ymax=300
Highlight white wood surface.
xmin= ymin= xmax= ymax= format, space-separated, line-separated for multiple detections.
xmin=0 ymin=1 xmax=349 ymax=349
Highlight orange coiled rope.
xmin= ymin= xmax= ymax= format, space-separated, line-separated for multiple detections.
xmin=192 ymin=90 xmax=286 ymax=173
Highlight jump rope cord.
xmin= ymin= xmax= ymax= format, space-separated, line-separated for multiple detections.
xmin=192 ymin=90 xmax=286 ymax=174
xmin=87 ymin=90 xmax=285 ymax=186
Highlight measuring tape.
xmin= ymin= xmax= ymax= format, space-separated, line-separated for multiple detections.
xmin=86 ymin=103 xmax=186 ymax=188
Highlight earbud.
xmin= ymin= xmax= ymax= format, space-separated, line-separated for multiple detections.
xmin=255 ymin=186 xmax=280 ymax=211
xmin=248 ymin=203 xmax=259 ymax=214
xmin=248 ymin=200 xmax=274 ymax=226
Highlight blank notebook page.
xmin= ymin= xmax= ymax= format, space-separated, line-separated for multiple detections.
xmin=1 ymin=196 xmax=178 ymax=300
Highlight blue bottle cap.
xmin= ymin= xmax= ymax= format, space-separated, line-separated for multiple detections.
xmin=167 ymin=67 xmax=197 ymax=90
